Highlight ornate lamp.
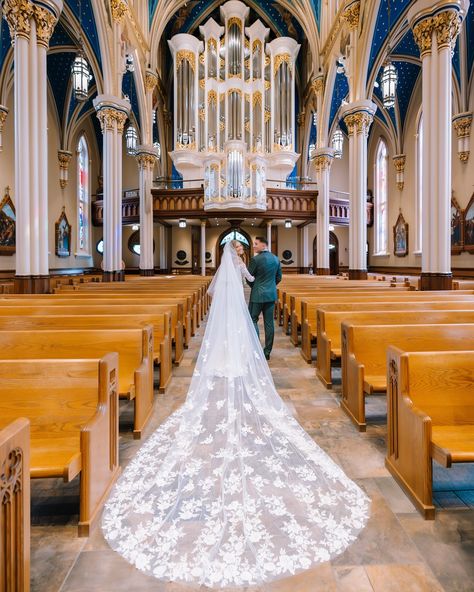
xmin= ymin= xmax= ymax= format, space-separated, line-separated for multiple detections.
xmin=178 ymin=219 xmax=187 ymax=228
xmin=71 ymin=0 xmax=92 ymax=102
xmin=284 ymin=219 xmax=292 ymax=229
xmin=332 ymin=129 xmax=343 ymax=159
xmin=125 ymin=125 xmax=138 ymax=155
xmin=381 ymin=61 xmax=398 ymax=108
xmin=153 ymin=141 xmax=161 ymax=160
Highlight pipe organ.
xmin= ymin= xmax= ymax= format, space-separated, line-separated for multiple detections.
xmin=168 ymin=0 xmax=300 ymax=211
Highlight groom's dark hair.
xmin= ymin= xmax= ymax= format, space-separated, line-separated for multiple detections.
xmin=255 ymin=236 xmax=268 ymax=245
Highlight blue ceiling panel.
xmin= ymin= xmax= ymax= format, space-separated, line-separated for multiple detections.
xmin=393 ymin=60 xmax=420 ymax=129
xmin=328 ymin=71 xmax=349 ymax=132
xmin=466 ymin=1 xmax=474 ymax=76
xmin=91 ymin=109 xmax=103 ymax=157
xmin=122 ymin=71 xmax=140 ymax=128
xmin=367 ymin=0 xmax=412 ymax=81
xmin=375 ymin=105 xmax=389 ymax=129
xmin=372 ymin=75 xmax=397 ymax=131
xmin=50 ymin=20 xmax=75 ymax=47
xmin=64 ymin=0 xmax=101 ymax=67
xmin=392 ymin=29 xmax=419 ymax=58
xmin=0 ymin=21 xmax=12 ymax=74
xmin=452 ymin=35 xmax=461 ymax=85
xmin=47 ymin=51 xmax=76 ymax=124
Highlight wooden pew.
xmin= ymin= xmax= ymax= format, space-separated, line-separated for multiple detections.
xmin=0 ymin=328 xmax=153 ymax=439
xmin=0 ymin=355 xmax=120 ymax=536
xmin=299 ymin=293 xmax=474 ymax=364
xmin=341 ymin=323 xmax=474 ymax=431
xmin=0 ymin=418 xmax=30 ymax=591
xmin=386 ymin=348 xmax=474 ymax=519
xmin=0 ymin=312 xmax=173 ymax=391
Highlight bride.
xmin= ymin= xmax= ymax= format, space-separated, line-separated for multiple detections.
xmin=102 ymin=240 xmax=370 ymax=588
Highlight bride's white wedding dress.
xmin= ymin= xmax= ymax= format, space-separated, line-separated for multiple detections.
xmin=102 ymin=242 xmax=370 ymax=588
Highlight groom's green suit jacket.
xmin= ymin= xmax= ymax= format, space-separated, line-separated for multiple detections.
xmin=246 ymin=251 xmax=282 ymax=303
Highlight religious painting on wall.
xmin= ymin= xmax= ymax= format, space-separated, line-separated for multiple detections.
xmin=451 ymin=197 xmax=463 ymax=254
xmin=464 ymin=194 xmax=474 ymax=253
xmin=393 ymin=210 xmax=408 ymax=257
xmin=0 ymin=187 xmax=16 ymax=255
xmin=55 ymin=209 xmax=71 ymax=258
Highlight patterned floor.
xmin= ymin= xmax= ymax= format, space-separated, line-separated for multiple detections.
xmin=30 ymin=317 xmax=474 ymax=592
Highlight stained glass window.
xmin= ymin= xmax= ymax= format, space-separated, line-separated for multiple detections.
xmin=77 ymin=135 xmax=90 ymax=254
xmin=374 ymin=139 xmax=388 ymax=254
xmin=220 ymin=230 xmax=250 ymax=246
xmin=415 ymin=114 xmax=423 ymax=252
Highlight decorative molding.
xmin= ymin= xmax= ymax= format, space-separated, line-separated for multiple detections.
xmin=393 ymin=154 xmax=406 ymax=190
xmin=343 ymin=111 xmax=373 ymax=135
xmin=342 ymin=0 xmax=360 ymax=30
xmin=144 ymin=71 xmax=158 ymax=93
xmin=453 ymin=112 xmax=472 ymax=163
xmin=96 ymin=107 xmax=128 ymax=134
xmin=110 ymin=0 xmax=129 ymax=24
xmin=412 ymin=8 xmax=464 ymax=56
xmin=3 ymin=0 xmax=34 ymax=39
xmin=311 ymin=76 xmax=324 ymax=95
xmin=176 ymin=50 xmax=196 ymax=72
xmin=135 ymin=151 xmax=157 ymax=169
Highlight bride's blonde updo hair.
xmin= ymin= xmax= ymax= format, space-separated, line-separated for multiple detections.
xmin=231 ymin=239 xmax=242 ymax=250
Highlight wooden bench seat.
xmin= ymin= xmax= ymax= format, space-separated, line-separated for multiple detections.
xmin=0 ymin=418 xmax=30 ymax=591
xmin=0 ymin=328 xmax=153 ymax=439
xmin=0 ymin=356 xmax=120 ymax=535
xmin=386 ymin=348 xmax=474 ymax=519
xmin=341 ymin=323 xmax=474 ymax=431
xmin=317 ymin=308 xmax=474 ymax=388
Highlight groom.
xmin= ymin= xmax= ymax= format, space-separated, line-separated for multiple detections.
xmin=246 ymin=236 xmax=282 ymax=360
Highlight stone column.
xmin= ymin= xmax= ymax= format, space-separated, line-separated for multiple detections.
xmin=266 ymin=220 xmax=272 ymax=251
xmin=200 ymin=220 xmax=206 ymax=276
xmin=94 ymin=97 xmax=130 ymax=281
xmin=341 ymin=100 xmax=376 ymax=280
xmin=313 ymin=148 xmax=334 ymax=275
xmin=158 ymin=224 xmax=168 ymax=272
xmin=136 ymin=148 xmax=157 ymax=276
xmin=302 ymin=224 xmax=309 ymax=272
xmin=408 ymin=0 xmax=468 ymax=290
xmin=3 ymin=0 xmax=62 ymax=293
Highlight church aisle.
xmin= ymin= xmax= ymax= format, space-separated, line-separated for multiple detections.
xmin=30 ymin=320 xmax=474 ymax=592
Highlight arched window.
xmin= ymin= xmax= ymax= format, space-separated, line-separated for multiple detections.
xmin=219 ymin=230 xmax=250 ymax=247
xmin=415 ymin=113 xmax=423 ymax=253
xmin=374 ymin=139 xmax=388 ymax=254
xmin=77 ymin=135 xmax=90 ymax=255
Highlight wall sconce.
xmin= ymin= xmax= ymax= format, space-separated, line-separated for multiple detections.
xmin=132 ymin=224 xmax=139 ymax=231
xmin=179 ymin=219 xmax=187 ymax=228
xmin=58 ymin=150 xmax=72 ymax=189
xmin=453 ymin=112 xmax=472 ymax=163
xmin=393 ymin=154 xmax=406 ymax=190
xmin=284 ymin=219 xmax=292 ymax=229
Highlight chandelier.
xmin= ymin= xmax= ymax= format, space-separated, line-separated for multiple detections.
xmin=125 ymin=125 xmax=138 ymax=155
xmin=71 ymin=0 xmax=91 ymax=102
xmin=332 ymin=129 xmax=343 ymax=159
xmin=381 ymin=0 xmax=398 ymax=109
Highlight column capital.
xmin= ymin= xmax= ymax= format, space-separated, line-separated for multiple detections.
xmin=3 ymin=0 xmax=34 ymax=39
xmin=144 ymin=70 xmax=158 ymax=93
xmin=135 ymin=146 xmax=158 ymax=169
xmin=0 ymin=105 xmax=8 ymax=127
xmin=34 ymin=2 xmax=61 ymax=47
xmin=200 ymin=219 xmax=207 ymax=227
xmin=93 ymin=95 xmax=130 ymax=134
xmin=453 ymin=112 xmax=472 ymax=137
xmin=312 ymin=147 xmax=335 ymax=172
xmin=393 ymin=154 xmax=406 ymax=190
xmin=408 ymin=0 xmax=469 ymax=56
xmin=342 ymin=0 xmax=360 ymax=31
xmin=341 ymin=100 xmax=376 ymax=136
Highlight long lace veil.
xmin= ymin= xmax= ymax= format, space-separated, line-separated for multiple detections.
xmin=102 ymin=241 xmax=370 ymax=588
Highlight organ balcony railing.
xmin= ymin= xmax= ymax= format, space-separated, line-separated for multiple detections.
xmin=92 ymin=186 xmax=373 ymax=227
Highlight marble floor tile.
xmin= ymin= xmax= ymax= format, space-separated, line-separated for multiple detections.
xmin=333 ymin=565 xmax=374 ymax=592
xmin=365 ymin=564 xmax=444 ymax=592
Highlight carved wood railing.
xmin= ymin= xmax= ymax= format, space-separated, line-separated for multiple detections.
xmin=92 ymin=187 xmax=373 ymax=227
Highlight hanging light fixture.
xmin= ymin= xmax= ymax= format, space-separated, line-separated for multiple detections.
xmin=125 ymin=125 xmax=138 ymax=155
xmin=153 ymin=141 xmax=161 ymax=160
xmin=71 ymin=0 xmax=92 ymax=101
xmin=381 ymin=0 xmax=398 ymax=109
xmin=178 ymin=219 xmax=187 ymax=228
xmin=332 ymin=129 xmax=343 ymax=159
xmin=284 ymin=219 xmax=292 ymax=229
xmin=309 ymin=143 xmax=316 ymax=159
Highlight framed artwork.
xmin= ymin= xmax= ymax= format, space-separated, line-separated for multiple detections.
xmin=451 ymin=197 xmax=463 ymax=254
xmin=464 ymin=194 xmax=474 ymax=253
xmin=0 ymin=187 xmax=16 ymax=256
xmin=393 ymin=211 xmax=408 ymax=257
xmin=55 ymin=209 xmax=71 ymax=258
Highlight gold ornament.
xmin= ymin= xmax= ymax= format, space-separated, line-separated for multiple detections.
xmin=110 ymin=0 xmax=128 ymax=24
xmin=136 ymin=152 xmax=156 ymax=169
xmin=207 ymin=90 xmax=217 ymax=106
xmin=252 ymin=91 xmax=262 ymax=107
xmin=3 ymin=0 xmax=34 ymax=39
xmin=96 ymin=107 xmax=128 ymax=134
xmin=144 ymin=72 xmax=158 ymax=92
xmin=273 ymin=53 xmax=292 ymax=76
xmin=393 ymin=154 xmax=406 ymax=190
xmin=227 ymin=17 xmax=242 ymax=30
xmin=453 ymin=115 xmax=472 ymax=138
xmin=434 ymin=10 xmax=462 ymax=50
xmin=343 ymin=111 xmax=373 ymax=135
xmin=412 ymin=17 xmax=434 ymax=56
xmin=176 ymin=50 xmax=196 ymax=72
xmin=252 ymin=39 xmax=262 ymax=52
xmin=34 ymin=5 xmax=58 ymax=47
xmin=313 ymin=154 xmax=332 ymax=171
xmin=342 ymin=1 xmax=360 ymax=30
xmin=459 ymin=151 xmax=469 ymax=162
xmin=312 ymin=77 xmax=324 ymax=95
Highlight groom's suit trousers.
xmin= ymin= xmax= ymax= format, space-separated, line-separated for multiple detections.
xmin=248 ymin=301 xmax=275 ymax=356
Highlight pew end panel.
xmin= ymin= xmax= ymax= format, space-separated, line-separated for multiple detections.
xmin=341 ymin=324 xmax=366 ymax=432
xmin=132 ymin=326 xmax=155 ymax=438
xmin=0 ymin=418 xmax=30 ymax=592
xmin=79 ymin=353 xmax=121 ymax=536
xmin=315 ymin=310 xmax=333 ymax=389
xmin=386 ymin=347 xmax=474 ymax=519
